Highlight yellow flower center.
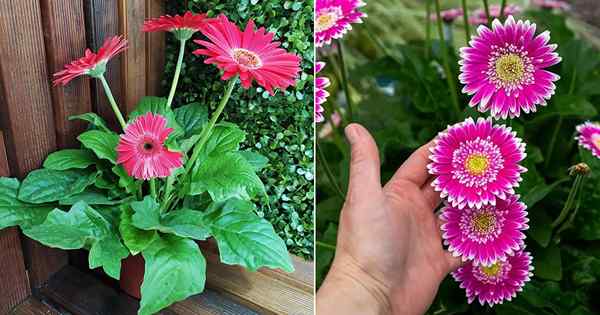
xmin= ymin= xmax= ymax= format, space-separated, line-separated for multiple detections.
xmin=495 ymin=54 xmax=525 ymax=84
xmin=232 ymin=48 xmax=262 ymax=69
xmin=594 ymin=137 xmax=600 ymax=151
xmin=315 ymin=12 xmax=338 ymax=32
xmin=465 ymin=154 xmax=489 ymax=176
xmin=480 ymin=262 xmax=503 ymax=277
xmin=472 ymin=211 xmax=496 ymax=234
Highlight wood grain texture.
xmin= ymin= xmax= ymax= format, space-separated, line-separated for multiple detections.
xmin=0 ymin=131 xmax=9 ymax=177
xmin=83 ymin=0 xmax=126 ymax=130
xmin=39 ymin=266 xmax=259 ymax=315
xmin=145 ymin=0 xmax=166 ymax=96
xmin=119 ymin=0 xmax=147 ymax=113
xmin=40 ymin=0 xmax=92 ymax=149
xmin=0 ymin=0 xmax=68 ymax=289
xmin=9 ymin=297 xmax=60 ymax=315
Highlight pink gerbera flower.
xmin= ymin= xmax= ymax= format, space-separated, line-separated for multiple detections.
xmin=427 ymin=117 xmax=527 ymax=209
xmin=430 ymin=8 xmax=464 ymax=23
xmin=315 ymin=0 xmax=367 ymax=47
xmin=459 ymin=16 xmax=561 ymax=119
xmin=468 ymin=5 xmax=522 ymax=25
xmin=116 ymin=112 xmax=183 ymax=180
xmin=315 ymin=62 xmax=330 ymax=122
xmin=193 ymin=15 xmax=300 ymax=95
xmin=142 ymin=11 xmax=208 ymax=40
xmin=532 ymin=0 xmax=571 ymax=11
xmin=53 ymin=36 xmax=127 ymax=86
xmin=441 ymin=194 xmax=529 ymax=266
xmin=452 ymin=250 xmax=533 ymax=306
xmin=576 ymin=122 xmax=600 ymax=159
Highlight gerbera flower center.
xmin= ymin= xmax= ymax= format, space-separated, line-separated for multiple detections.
xmin=460 ymin=206 xmax=505 ymax=243
xmin=465 ymin=154 xmax=489 ymax=176
xmin=486 ymin=45 xmax=535 ymax=94
xmin=232 ymin=48 xmax=262 ymax=69
xmin=473 ymin=260 xmax=512 ymax=284
xmin=315 ymin=7 xmax=342 ymax=32
xmin=495 ymin=54 xmax=525 ymax=84
xmin=592 ymin=133 xmax=600 ymax=150
xmin=480 ymin=262 xmax=502 ymax=277
xmin=471 ymin=212 xmax=496 ymax=234
xmin=138 ymin=137 xmax=160 ymax=155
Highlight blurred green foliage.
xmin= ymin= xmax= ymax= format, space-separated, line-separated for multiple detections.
xmin=317 ymin=4 xmax=600 ymax=314
xmin=164 ymin=0 xmax=314 ymax=259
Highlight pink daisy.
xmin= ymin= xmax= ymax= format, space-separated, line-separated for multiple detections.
xmin=427 ymin=117 xmax=527 ymax=209
xmin=468 ymin=5 xmax=522 ymax=25
xmin=532 ymin=0 xmax=571 ymax=11
xmin=53 ymin=36 xmax=127 ymax=86
xmin=142 ymin=11 xmax=208 ymax=40
xmin=430 ymin=8 xmax=464 ymax=24
xmin=315 ymin=62 xmax=330 ymax=123
xmin=459 ymin=16 xmax=561 ymax=119
xmin=315 ymin=0 xmax=366 ymax=47
xmin=441 ymin=194 xmax=529 ymax=266
xmin=576 ymin=122 xmax=600 ymax=159
xmin=452 ymin=250 xmax=533 ymax=306
xmin=116 ymin=112 xmax=183 ymax=180
xmin=193 ymin=15 xmax=300 ymax=95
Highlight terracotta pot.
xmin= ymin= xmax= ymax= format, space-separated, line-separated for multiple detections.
xmin=120 ymin=254 xmax=144 ymax=299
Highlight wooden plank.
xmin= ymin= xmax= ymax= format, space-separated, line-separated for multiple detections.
xmin=83 ymin=0 xmax=126 ymax=130
xmin=0 ymin=0 xmax=68 ymax=288
xmin=38 ymin=265 xmax=259 ymax=315
xmin=40 ymin=0 xmax=93 ymax=149
xmin=145 ymin=0 xmax=166 ymax=96
xmin=10 ymin=297 xmax=60 ymax=315
xmin=199 ymin=241 xmax=314 ymax=315
xmin=119 ymin=0 xmax=147 ymax=113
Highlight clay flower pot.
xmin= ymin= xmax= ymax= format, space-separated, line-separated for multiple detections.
xmin=119 ymin=254 xmax=145 ymax=299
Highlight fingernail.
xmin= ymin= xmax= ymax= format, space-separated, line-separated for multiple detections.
xmin=345 ymin=124 xmax=359 ymax=144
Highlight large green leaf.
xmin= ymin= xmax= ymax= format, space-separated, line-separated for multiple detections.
xmin=43 ymin=149 xmax=97 ymax=171
xmin=189 ymin=152 xmax=265 ymax=201
xmin=59 ymin=189 xmax=121 ymax=206
xmin=69 ymin=112 xmax=111 ymax=133
xmin=112 ymin=165 xmax=140 ymax=195
xmin=535 ymin=244 xmax=562 ymax=281
xmin=0 ymin=177 xmax=53 ymax=229
xmin=78 ymin=130 xmax=120 ymax=164
xmin=522 ymin=178 xmax=569 ymax=208
xmin=198 ymin=123 xmax=246 ymax=162
xmin=204 ymin=198 xmax=294 ymax=272
xmin=173 ymin=103 xmax=208 ymax=138
xmin=129 ymin=96 xmax=183 ymax=138
xmin=119 ymin=204 xmax=158 ymax=255
xmin=23 ymin=201 xmax=128 ymax=279
xmin=139 ymin=236 xmax=205 ymax=315
xmin=18 ymin=169 xmax=98 ymax=204
xmin=131 ymin=196 xmax=209 ymax=240
xmin=239 ymin=151 xmax=269 ymax=171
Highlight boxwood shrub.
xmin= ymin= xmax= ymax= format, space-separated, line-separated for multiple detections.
xmin=163 ymin=0 xmax=314 ymax=259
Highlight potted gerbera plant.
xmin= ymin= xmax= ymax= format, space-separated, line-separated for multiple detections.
xmin=0 ymin=11 xmax=300 ymax=315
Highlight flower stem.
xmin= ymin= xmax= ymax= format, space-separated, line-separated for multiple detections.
xmin=167 ymin=39 xmax=187 ymax=108
xmin=556 ymin=177 xmax=586 ymax=234
xmin=150 ymin=178 xmax=157 ymax=200
xmin=98 ymin=74 xmax=127 ymax=130
xmin=499 ymin=0 xmax=507 ymax=20
xmin=551 ymin=175 xmax=583 ymax=228
xmin=317 ymin=140 xmax=345 ymax=200
xmin=461 ymin=0 xmax=470 ymax=43
xmin=425 ymin=0 xmax=432 ymax=59
xmin=434 ymin=0 xmax=461 ymax=117
xmin=482 ymin=0 xmax=492 ymax=26
xmin=336 ymin=40 xmax=355 ymax=122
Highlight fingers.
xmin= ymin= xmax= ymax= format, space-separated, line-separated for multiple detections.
xmin=421 ymin=178 xmax=442 ymax=209
xmin=385 ymin=139 xmax=436 ymax=189
xmin=444 ymin=252 xmax=463 ymax=273
xmin=344 ymin=124 xmax=382 ymax=205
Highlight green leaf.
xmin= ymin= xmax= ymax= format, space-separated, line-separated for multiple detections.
xmin=112 ymin=165 xmax=140 ymax=194
xmin=0 ymin=177 xmax=53 ymax=229
xmin=23 ymin=201 xmax=128 ymax=279
xmin=58 ymin=190 xmax=121 ymax=206
xmin=131 ymin=196 xmax=209 ymax=240
xmin=69 ymin=113 xmax=111 ymax=132
xmin=239 ymin=151 xmax=269 ymax=171
xmin=139 ymin=236 xmax=206 ymax=315
xmin=532 ymin=95 xmax=598 ymax=123
xmin=18 ymin=169 xmax=98 ymax=204
xmin=78 ymin=130 xmax=120 ymax=164
xmin=198 ymin=123 xmax=246 ymax=161
xmin=535 ymin=245 xmax=562 ymax=281
xmin=129 ymin=96 xmax=183 ymax=138
xmin=43 ymin=149 xmax=97 ymax=171
xmin=119 ymin=204 xmax=158 ymax=255
xmin=522 ymin=178 xmax=569 ymax=208
xmin=190 ymin=152 xmax=265 ymax=201
xmin=174 ymin=103 xmax=208 ymax=138
xmin=527 ymin=210 xmax=553 ymax=247
xmin=204 ymin=198 xmax=294 ymax=272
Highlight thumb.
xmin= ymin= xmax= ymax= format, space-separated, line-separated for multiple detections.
xmin=344 ymin=124 xmax=382 ymax=206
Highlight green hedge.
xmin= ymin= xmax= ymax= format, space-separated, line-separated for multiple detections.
xmin=164 ymin=0 xmax=314 ymax=259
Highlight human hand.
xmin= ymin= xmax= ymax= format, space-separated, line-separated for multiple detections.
xmin=316 ymin=123 xmax=462 ymax=315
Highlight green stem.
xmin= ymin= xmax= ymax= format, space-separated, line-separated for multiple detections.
xmin=425 ymin=0 xmax=432 ymax=59
xmin=166 ymin=39 xmax=187 ymax=107
xmin=316 ymin=240 xmax=336 ymax=251
xmin=556 ymin=177 xmax=586 ymax=234
xmin=150 ymin=179 xmax=157 ymax=200
xmin=499 ymin=0 xmax=507 ymax=20
xmin=317 ymin=141 xmax=345 ymax=200
xmin=98 ymin=74 xmax=127 ymax=129
xmin=461 ymin=0 xmax=470 ymax=44
xmin=482 ymin=0 xmax=492 ymax=26
xmin=434 ymin=0 xmax=461 ymax=117
xmin=551 ymin=175 xmax=582 ymax=228
xmin=336 ymin=40 xmax=355 ymax=123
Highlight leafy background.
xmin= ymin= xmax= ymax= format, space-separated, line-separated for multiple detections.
xmin=316 ymin=0 xmax=600 ymax=314
xmin=164 ymin=0 xmax=314 ymax=259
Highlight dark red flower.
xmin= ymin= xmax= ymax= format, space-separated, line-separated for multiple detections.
xmin=142 ymin=11 xmax=208 ymax=40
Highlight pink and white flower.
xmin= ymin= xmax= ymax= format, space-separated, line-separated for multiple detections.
xmin=430 ymin=8 xmax=463 ymax=23
xmin=427 ymin=117 xmax=527 ymax=209
xmin=441 ymin=194 xmax=529 ymax=266
xmin=315 ymin=62 xmax=330 ymax=122
xmin=452 ymin=250 xmax=533 ymax=306
xmin=315 ymin=0 xmax=366 ymax=47
xmin=532 ymin=0 xmax=571 ymax=11
xmin=468 ymin=5 xmax=522 ymax=25
xmin=576 ymin=122 xmax=600 ymax=159
xmin=459 ymin=16 xmax=561 ymax=119
xmin=117 ymin=112 xmax=183 ymax=180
